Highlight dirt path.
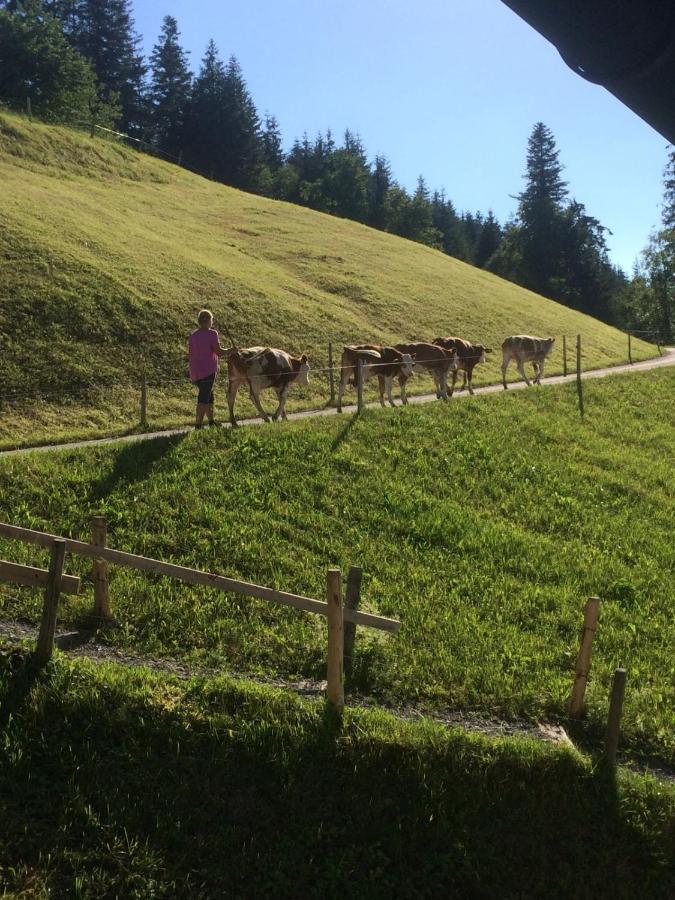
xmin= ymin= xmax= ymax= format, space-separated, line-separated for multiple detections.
xmin=2 ymin=348 xmax=674 ymax=457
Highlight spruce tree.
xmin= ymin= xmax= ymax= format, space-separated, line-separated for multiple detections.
xmin=0 ymin=0 xmax=116 ymax=123
xmin=474 ymin=210 xmax=503 ymax=268
xmin=66 ymin=0 xmax=146 ymax=133
xmin=517 ymin=122 xmax=568 ymax=297
xmin=368 ymin=154 xmax=393 ymax=230
xmin=149 ymin=15 xmax=191 ymax=157
xmin=181 ymin=39 xmax=225 ymax=175
xmin=217 ymin=54 xmax=262 ymax=189
xmin=261 ymin=113 xmax=284 ymax=172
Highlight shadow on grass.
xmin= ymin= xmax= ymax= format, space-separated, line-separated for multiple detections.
xmin=0 ymin=661 xmax=672 ymax=898
xmin=330 ymin=410 xmax=360 ymax=450
xmin=90 ymin=431 xmax=186 ymax=503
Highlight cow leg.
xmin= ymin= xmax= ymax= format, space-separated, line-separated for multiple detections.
xmin=376 ymin=375 xmax=387 ymax=407
xmin=466 ymin=365 xmax=475 ymax=396
xmin=399 ymin=374 xmax=409 ymax=405
xmin=534 ymin=360 xmax=545 ymax=384
xmin=272 ymin=386 xmax=290 ymax=421
xmin=516 ymin=357 xmax=531 ymax=386
xmin=448 ymin=369 xmax=457 ymax=398
xmin=384 ymin=376 xmax=396 ymax=407
xmin=501 ymin=353 xmax=510 ymax=389
xmin=249 ymin=383 xmax=270 ymax=422
xmin=436 ymin=371 xmax=448 ymax=400
xmin=228 ymin=380 xmax=241 ymax=426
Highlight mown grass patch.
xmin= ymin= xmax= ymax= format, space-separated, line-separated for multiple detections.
xmin=1 ymin=371 xmax=673 ymax=764
xmin=0 ymin=110 xmax=657 ymax=449
xmin=0 ymin=651 xmax=673 ymax=898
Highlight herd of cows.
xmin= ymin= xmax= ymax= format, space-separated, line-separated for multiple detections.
xmin=225 ymin=335 xmax=556 ymax=425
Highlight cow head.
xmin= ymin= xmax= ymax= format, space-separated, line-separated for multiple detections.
xmin=546 ymin=337 xmax=555 ymax=354
xmin=297 ymin=353 xmax=310 ymax=386
xmin=442 ymin=347 xmax=459 ymax=369
xmin=401 ymin=352 xmax=414 ymax=377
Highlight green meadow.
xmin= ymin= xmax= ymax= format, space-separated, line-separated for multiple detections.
xmin=1 ymin=371 xmax=673 ymax=766
xmin=0 ymin=111 xmax=656 ymax=449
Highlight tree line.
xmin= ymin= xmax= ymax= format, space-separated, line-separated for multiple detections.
xmin=1 ymin=0 xmax=672 ymax=341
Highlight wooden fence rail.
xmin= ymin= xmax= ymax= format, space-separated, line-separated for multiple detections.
xmin=0 ymin=522 xmax=400 ymax=634
xmin=0 ymin=520 xmax=401 ymax=712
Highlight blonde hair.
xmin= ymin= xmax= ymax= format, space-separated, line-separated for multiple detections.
xmin=197 ymin=309 xmax=213 ymax=326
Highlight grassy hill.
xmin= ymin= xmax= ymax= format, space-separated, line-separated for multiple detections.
xmin=0 ymin=110 xmax=656 ymax=448
xmin=1 ymin=370 xmax=673 ymax=765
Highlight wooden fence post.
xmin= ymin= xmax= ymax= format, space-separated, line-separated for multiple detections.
xmin=328 ymin=342 xmax=336 ymax=406
xmin=26 ymin=97 xmax=32 ymax=122
xmin=357 ymin=360 xmax=364 ymax=412
xmin=91 ymin=516 xmax=110 ymax=618
xmin=34 ymin=540 xmax=66 ymax=666
xmin=568 ymin=596 xmax=600 ymax=717
xmin=343 ymin=566 xmax=363 ymax=676
xmin=562 ymin=335 xmax=568 ymax=377
xmin=576 ymin=334 xmax=584 ymax=418
xmin=628 ymin=333 xmax=632 ymax=364
xmin=326 ymin=568 xmax=344 ymax=714
xmin=605 ymin=668 xmax=627 ymax=765
xmin=140 ymin=369 xmax=148 ymax=428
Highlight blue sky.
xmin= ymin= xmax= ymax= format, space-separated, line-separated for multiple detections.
xmin=133 ymin=0 xmax=670 ymax=272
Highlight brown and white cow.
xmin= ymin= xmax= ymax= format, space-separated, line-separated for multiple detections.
xmin=433 ymin=336 xmax=493 ymax=396
xmin=394 ymin=342 xmax=458 ymax=402
xmin=227 ymin=346 xmax=309 ymax=425
xmin=501 ymin=335 xmax=555 ymax=388
xmin=337 ymin=344 xmax=414 ymax=412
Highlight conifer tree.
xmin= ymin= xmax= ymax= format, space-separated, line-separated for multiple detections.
xmin=516 ymin=122 xmax=568 ymax=296
xmin=64 ymin=0 xmax=146 ymax=133
xmin=0 ymin=0 xmax=116 ymax=123
xmin=474 ymin=210 xmax=503 ymax=268
xmin=149 ymin=15 xmax=191 ymax=157
xmin=431 ymin=192 xmax=469 ymax=259
xmin=261 ymin=113 xmax=284 ymax=172
xmin=181 ymin=39 xmax=225 ymax=175
xmin=368 ymin=155 xmax=393 ymax=230
xmin=216 ymin=54 xmax=262 ymax=189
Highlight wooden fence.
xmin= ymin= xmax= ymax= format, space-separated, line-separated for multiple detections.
xmin=0 ymin=519 xmax=400 ymax=713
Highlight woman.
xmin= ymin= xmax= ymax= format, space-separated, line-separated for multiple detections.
xmin=188 ymin=309 xmax=229 ymax=428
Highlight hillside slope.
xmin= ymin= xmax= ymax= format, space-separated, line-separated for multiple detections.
xmin=0 ymin=112 xmax=655 ymax=445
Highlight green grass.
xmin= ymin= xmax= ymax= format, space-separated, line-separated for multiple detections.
xmin=0 ymin=111 xmax=657 ymax=449
xmin=1 ymin=650 xmax=673 ymax=898
xmin=1 ymin=370 xmax=673 ymax=764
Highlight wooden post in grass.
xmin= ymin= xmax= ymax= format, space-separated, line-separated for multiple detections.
xmin=343 ymin=566 xmax=363 ymax=676
xmin=357 ymin=360 xmax=364 ymax=412
xmin=91 ymin=516 xmax=110 ymax=618
xmin=34 ymin=540 xmax=66 ymax=665
xmin=326 ymin=568 xmax=344 ymax=713
xmin=568 ymin=596 xmax=600 ymax=717
xmin=605 ymin=668 xmax=627 ymax=765
xmin=576 ymin=334 xmax=584 ymax=418
xmin=328 ymin=342 xmax=336 ymax=405
xmin=562 ymin=335 xmax=568 ymax=377
xmin=140 ymin=366 xmax=148 ymax=428
xmin=628 ymin=333 xmax=633 ymax=364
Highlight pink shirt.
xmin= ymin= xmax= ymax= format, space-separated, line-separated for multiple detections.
xmin=189 ymin=328 xmax=220 ymax=381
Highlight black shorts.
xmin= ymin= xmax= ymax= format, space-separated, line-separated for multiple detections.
xmin=194 ymin=373 xmax=216 ymax=404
